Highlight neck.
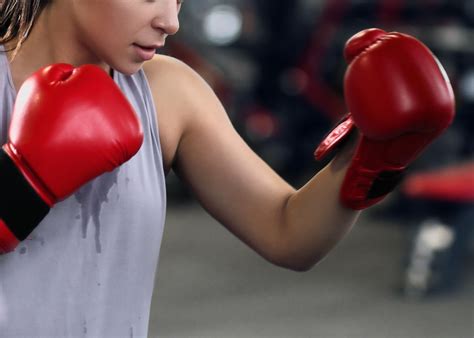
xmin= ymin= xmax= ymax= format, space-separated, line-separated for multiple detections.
xmin=6 ymin=2 xmax=110 ymax=90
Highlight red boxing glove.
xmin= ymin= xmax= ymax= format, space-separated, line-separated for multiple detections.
xmin=315 ymin=28 xmax=455 ymax=210
xmin=0 ymin=64 xmax=143 ymax=253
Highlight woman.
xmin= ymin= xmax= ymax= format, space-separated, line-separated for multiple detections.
xmin=0 ymin=0 xmax=454 ymax=337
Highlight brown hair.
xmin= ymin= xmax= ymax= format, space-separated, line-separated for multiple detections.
xmin=0 ymin=0 xmax=50 ymax=57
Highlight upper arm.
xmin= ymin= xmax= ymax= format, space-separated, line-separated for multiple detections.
xmin=142 ymin=56 xmax=183 ymax=174
xmin=144 ymin=55 xmax=295 ymax=263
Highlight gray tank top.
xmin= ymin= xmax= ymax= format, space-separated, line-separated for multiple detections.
xmin=0 ymin=46 xmax=167 ymax=337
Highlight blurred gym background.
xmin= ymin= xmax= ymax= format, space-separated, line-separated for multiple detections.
xmin=150 ymin=1 xmax=473 ymax=337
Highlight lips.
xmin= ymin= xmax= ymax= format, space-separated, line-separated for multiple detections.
xmin=134 ymin=43 xmax=164 ymax=50
xmin=133 ymin=44 xmax=158 ymax=61
xmin=135 ymin=44 xmax=156 ymax=51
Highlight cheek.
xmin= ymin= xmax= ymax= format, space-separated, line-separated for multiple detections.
xmin=71 ymin=1 xmax=151 ymax=66
xmin=95 ymin=16 xmax=147 ymax=49
xmin=79 ymin=16 xmax=132 ymax=53
xmin=74 ymin=1 xmax=135 ymax=41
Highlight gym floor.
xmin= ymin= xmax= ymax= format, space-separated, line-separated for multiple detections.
xmin=149 ymin=202 xmax=473 ymax=338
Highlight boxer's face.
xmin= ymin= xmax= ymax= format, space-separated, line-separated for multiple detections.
xmin=69 ymin=0 xmax=181 ymax=74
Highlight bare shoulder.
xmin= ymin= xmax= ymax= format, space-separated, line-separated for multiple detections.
xmin=142 ymin=54 xmax=231 ymax=174
xmin=142 ymin=54 xmax=194 ymax=86
xmin=142 ymin=54 xmax=215 ymax=104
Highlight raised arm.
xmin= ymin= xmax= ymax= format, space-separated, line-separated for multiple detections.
xmin=144 ymin=28 xmax=454 ymax=271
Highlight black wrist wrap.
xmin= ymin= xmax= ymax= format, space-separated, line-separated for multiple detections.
xmin=0 ymin=149 xmax=50 ymax=241
xmin=367 ymin=170 xmax=405 ymax=200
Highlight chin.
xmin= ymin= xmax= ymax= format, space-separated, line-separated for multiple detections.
xmin=116 ymin=64 xmax=143 ymax=76
xmin=108 ymin=59 xmax=143 ymax=76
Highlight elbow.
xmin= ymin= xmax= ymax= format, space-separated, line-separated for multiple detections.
xmin=262 ymin=236 xmax=330 ymax=272
xmin=276 ymin=259 xmax=317 ymax=272
xmin=286 ymin=262 xmax=315 ymax=272
xmin=269 ymin=250 xmax=326 ymax=272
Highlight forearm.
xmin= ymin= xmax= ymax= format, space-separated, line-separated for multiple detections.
xmin=280 ymin=143 xmax=361 ymax=271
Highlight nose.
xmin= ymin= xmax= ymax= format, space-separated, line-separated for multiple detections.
xmin=151 ymin=1 xmax=180 ymax=36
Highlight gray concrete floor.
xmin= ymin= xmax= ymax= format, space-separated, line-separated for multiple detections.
xmin=149 ymin=203 xmax=473 ymax=338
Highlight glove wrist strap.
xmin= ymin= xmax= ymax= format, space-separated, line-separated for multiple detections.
xmin=0 ymin=149 xmax=50 ymax=246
